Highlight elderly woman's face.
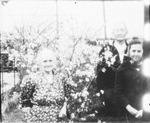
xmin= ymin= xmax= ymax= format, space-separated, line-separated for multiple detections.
xmin=113 ymin=23 xmax=128 ymax=41
xmin=39 ymin=54 xmax=55 ymax=73
xmin=129 ymin=44 xmax=143 ymax=62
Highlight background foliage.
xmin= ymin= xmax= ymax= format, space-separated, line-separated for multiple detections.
xmin=1 ymin=21 xmax=108 ymax=122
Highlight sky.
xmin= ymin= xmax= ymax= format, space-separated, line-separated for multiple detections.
xmin=0 ymin=0 xmax=145 ymax=39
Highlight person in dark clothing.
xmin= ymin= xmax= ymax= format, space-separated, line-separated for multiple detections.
xmin=96 ymin=22 xmax=128 ymax=117
xmin=114 ymin=38 xmax=149 ymax=122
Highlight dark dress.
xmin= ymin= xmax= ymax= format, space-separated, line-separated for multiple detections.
xmin=114 ymin=58 xmax=149 ymax=121
xmin=96 ymin=41 xmax=128 ymax=117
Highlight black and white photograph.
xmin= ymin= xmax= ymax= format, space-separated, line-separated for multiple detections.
xmin=1 ymin=0 xmax=150 ymax=122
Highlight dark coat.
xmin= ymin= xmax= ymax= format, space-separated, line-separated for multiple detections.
xmin=96 ymin=40 xmax=128 ymax=91
xmin=95 ymin=41 xmax=128 ymax=117
xmin=114 ymin=58 xmax=149 ymax=118
xmin=96 ymin=45 xmax=121 ymax=91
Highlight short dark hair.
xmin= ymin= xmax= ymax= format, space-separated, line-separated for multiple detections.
xmin=128 ymin=37 xmax=143 ymax=51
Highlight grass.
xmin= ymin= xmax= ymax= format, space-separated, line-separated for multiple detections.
xmin=2 ymin=109 xmax=24 ymax=123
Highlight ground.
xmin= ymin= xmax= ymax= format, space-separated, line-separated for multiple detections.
xmin=2 ymin=109 xmax=24 ymax=123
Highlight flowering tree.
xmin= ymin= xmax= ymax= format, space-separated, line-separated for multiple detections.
xmin=1 ymin=20 xmax=107 ymax=122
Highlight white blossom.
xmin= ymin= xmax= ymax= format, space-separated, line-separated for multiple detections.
xmin=96 ymin=92 xmax=100 ymax=97
xmin=100 ymin=90 xmax=104 ymax=94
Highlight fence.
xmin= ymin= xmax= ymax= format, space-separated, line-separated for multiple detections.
xmin=0 ymin=53 xmax=19 ymax=94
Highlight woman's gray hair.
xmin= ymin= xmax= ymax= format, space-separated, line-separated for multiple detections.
xmin=36 ymin=48 xmax=56 ymax=65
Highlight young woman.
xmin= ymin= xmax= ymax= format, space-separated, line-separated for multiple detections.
xmin=114 ymin=38 xmax=149 ymax=121
xmin=20 ymin=48 xmax=68 ymax=122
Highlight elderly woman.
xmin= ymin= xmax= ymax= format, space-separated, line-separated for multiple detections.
xmin=114 ymin=38 xmax=149 ymax=121
xmin=20 ymin=48 xmax=68 ymax=122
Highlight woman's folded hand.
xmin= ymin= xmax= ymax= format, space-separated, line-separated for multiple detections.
xmin=135 ymin=109 xmax=143 ymax=118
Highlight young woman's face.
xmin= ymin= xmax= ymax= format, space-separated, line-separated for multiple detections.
xmin=129 ymin=44 xmax=143 ymax=62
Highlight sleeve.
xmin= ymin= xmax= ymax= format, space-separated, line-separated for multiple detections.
xmin=114 ymin=71 xmax=130 ymax=108
xmin=96 ymin=69 xmax=106 ymax=90
xmin=63 ymin=78 xmax=72 ymax=99
xmin=96 ymin=46 xmax=108 ymax=90
xmin=20 ymin=75 xmax=35 ymax=108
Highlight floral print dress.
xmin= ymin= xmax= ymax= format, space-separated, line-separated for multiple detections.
xmin=20 ymin=72 xmax=66 ymax=122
